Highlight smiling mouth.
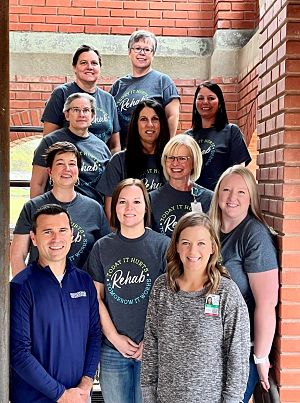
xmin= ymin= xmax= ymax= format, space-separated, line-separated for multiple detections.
xmin=187 ymin=257 xmax=200 ymax=262
xmin=49 ymin=245 xmax=64 ymax=250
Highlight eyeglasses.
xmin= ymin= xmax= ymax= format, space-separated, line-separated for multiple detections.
xmin=130 ymin=46 xmax=153 ymax=55
xmin=165 ymin=156 xmax=191 ymax=163
xmin=68 ymin=107 xmax=92 ymax=115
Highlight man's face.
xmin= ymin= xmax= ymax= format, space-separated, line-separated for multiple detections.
xmin=128 ymin=38 xmax=155 ymax=71
xmin=30 ymin=213 xmax=72 ymax=267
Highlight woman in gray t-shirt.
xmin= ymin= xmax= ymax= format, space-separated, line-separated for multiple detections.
xmin=87 ymin=178 xmax=169 ymax=403
xmin=209 ymin=165 xmax=279 ymax=402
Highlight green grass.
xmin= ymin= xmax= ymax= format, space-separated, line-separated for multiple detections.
xmin=10 ymin=139 xmax=40 ymax=226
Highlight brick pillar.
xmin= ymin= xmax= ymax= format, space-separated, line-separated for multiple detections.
xmin=257 ymin=1 xmax=300 ymax=402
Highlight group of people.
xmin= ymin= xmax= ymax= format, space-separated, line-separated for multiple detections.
xmin=9 ymin=28 xmax=279 ymax=403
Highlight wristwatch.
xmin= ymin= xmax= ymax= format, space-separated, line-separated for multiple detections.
xmin=253 ymin=354 xmax=269 ymax=364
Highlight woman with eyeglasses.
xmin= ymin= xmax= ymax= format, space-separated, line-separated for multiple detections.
xmin=30 ymin=92 xmax=111 ymax=203
xmin=110 ymin=30 xmax=180 ymax=148
xmin=87 ymin=178 xmax=169 ymax=403
xmin=97 ymin=99 xmax=170 ymax=222
xmin=150 ymin=134 xmax=213 ymax=238
xmin=42 ymin=44 xmax=121 ymax=153
xmin=186 ymin=80 xmax=251 ymax=191
xmin=11 ymin=141 xmax=110 ymax=275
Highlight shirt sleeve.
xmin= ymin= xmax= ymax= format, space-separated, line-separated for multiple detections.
xmin=222 ymin=281 xmax=251 ymax=402
xmin=10 ymin=281 xmax=66 ymax=401
xmin=96 ymin=152 xmax=125 ymax=196
xmin=87 ymin=241 xmax=106 ymax=283
xmin=32 ymin=137 xmax=52 ymax=167
xmin=82 ymin=275 xmax=101 ymax=378
xmin=140 ymin=280 xmax=160 ymax=402
xmin=161 ymin=76 xmax=180 ymax=106
xmin=13 ymin=202 xmax=33 ymax=234
xmin=41 ymin=87 xmax=65 ymax=126
xmin=111 ymin=97 xmax=121 ymax=133
xmin=229 ymin=124 xmax=252 ymax=166
xmin=243 ymin=223 xmax=278 ymax=273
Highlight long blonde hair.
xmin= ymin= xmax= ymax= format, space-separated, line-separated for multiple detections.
xmin=209 ymin=165 xmax=270 ymax=235
xmin=166 ymin=212 xmax=229 ymax=294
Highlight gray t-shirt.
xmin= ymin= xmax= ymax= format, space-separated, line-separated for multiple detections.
xmin=87 ymin=229 xmax=170 ymax=345
xmin=41 ymin=81 xmax=120 ymax=144
xmin=14 ymin=191 xmax=110 ymax=269
xmin=141 ymin=275 xmax=250 ymax=403
xmin=110 ymin=70 xmax=180 ymax=148
xmin=220 ymin=214 xmax=278 ymax=334
xmin=96 ymin=150 xmax=164 ymax=196
xmin=32 ymin=127 xmax=111 ymax=202
xmin=150 ymin=183 xmax=213 ymax=237
xmin=186 ymin=124 xmax=251 ymax=191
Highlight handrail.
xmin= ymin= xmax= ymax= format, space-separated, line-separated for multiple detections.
xmin=10 ymin=125 xmax=43 ymax=133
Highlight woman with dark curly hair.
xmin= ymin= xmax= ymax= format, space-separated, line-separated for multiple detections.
xmin=186 ymin=80 xmax=251 ymax=191
xmin=141 ymin=212 xmax=250 ymax=403
xmin=97 ymin=99 xmax=170 ymax=221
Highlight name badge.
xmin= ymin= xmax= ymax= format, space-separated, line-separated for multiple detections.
xmin=204 ymin=294 xmax=220 ymax=316
xmin=191 ymin=201 xmax=203 ymax=212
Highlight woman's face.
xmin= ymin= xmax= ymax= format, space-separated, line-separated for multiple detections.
xmin=165 ymin=145 xmax=193 ymax=183
xmin=116 ymin=185 xmax=146 ymax=230
xmin=48 ymin=152 xmax=79 ymax=189
xmin=64 ymin=97 xmax=94 ymax=133
xmin=218 ymin=173 xmax=251 ymax=224
xmin=137 ymin=106 xmax=161 ymax=148
xmin=73 ymin=50 xmax=100 ymax=85
xmin=176 ymin=225 xmax=213 ymax=272
xmin=196 ymin=87 xmax=219 ymax=122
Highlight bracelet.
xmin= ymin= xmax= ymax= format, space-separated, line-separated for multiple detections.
xmin=253 ymin=354 xmax=269 ymax=364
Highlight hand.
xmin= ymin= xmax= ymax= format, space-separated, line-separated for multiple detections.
xmin=257 ymin=360 xmax=271 ymax=391
xmin=131 ymin=340 xmax=144 ymax=361
xmin=57 ymin=387 xmax=87 ymax=403
xmin=112 ymin=334 xmax=139 ymax=358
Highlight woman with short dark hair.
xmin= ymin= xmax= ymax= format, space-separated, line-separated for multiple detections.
xmin=11 ymin=141 xmax=109 ymax=275
xmin=42 ymin=44 xmax=121 ymax=153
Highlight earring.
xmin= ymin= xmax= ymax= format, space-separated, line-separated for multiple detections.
xmin=75 ymin=178 xmax=80 ymax=186
xmin=49 ymin=177 xmax=53 ymax=186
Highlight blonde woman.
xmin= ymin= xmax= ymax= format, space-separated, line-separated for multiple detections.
xmin=209 ymin=165 xmax=279 ymax=401
xmin=141 ymin=212 xmax=250 ymax=403
xmin=150 ymin=134 xmax=213 ymax=238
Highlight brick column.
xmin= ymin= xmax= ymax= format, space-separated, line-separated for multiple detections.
xmin=257 ymin=1 xmax=300 ymax=401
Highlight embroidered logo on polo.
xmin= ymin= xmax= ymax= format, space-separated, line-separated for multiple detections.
xmin=159 ymin=204 xmax=191 ymax=236
xmin=70 ymin=291 xmax=87 ymax=298
xmin=106 ymin=257 xmax=152 ymax=304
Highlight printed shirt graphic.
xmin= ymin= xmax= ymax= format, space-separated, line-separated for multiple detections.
xmin=97 ymin=151 xmax=164 ymax=197
xmin=150 ymin=183 xmax=213 ymax=238
xmin=110 ymin=70 xmax=180 ymax=147
xmin=14 ymin=191 xmax=109 ymax=269
xmin=32 ymin=127 xmax=111 ymax=201
xmin=186 ymin=124 xmax=251 ymax=191
xmin=41 ymin=81 xmax=120 ymax=144
xmin=88 ymin=229 xmax=169 ymax=344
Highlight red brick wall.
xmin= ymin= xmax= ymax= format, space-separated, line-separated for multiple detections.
xmin=214 ymin=0 xmax=259 ymax=30
xmin=10 ymin=75 xmax=246 ymax=143
xmin=258 ymin=2 xmax=300 ymax=401
xmin=9 ymin=0 xmax=215 ymax=37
